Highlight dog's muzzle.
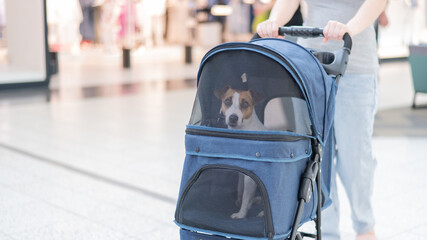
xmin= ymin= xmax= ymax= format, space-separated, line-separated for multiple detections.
xmin=228 ymin=114 xmax=239 ymax=127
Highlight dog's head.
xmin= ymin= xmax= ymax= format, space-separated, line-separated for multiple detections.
xmin=215 ymin=85 xmax=263 ymax=129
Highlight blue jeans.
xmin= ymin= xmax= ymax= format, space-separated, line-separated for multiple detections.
xmin=322 ymin=73 xmax=378 ymax=240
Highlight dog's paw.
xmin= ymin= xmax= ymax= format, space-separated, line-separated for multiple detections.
xmin=230 ymin=212 xmax=246 ymax=219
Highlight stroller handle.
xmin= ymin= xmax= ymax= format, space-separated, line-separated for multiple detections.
xmin=279 ymin=26 xmax=352 ymax=77
xmin=278 ymin=26 xmax=352 ymax=51
xmin=251 ymin=26 xmax=352 ymax=76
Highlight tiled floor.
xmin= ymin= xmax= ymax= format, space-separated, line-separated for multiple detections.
xmin=0 ymin=46 xmax=427 ymax=239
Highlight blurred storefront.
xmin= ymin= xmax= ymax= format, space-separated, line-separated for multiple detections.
xmin=45 ymin=0 xmax=427 ymax=63
xmin=0 ymin=0 xmax=426 ymax=89
xmin=0 ymin=0 xmax=50 ymax=87
xmin=44 ymin=0 xmax=258 ymax=58
xmin=45 ymin=0 xmax=259 ymax=52
xmin=377 ymin=0 xmax=427 ymax=60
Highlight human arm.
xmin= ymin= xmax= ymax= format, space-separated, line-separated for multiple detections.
xmin=256 ymin=0 xmax=301 ymax=38
xmin=253 ymin=0 xmax=276 ymax=16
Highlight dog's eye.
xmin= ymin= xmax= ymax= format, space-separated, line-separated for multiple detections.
xmin=241 ymin=100 xmax=249 ymax=109
xmin=224 ymin=98 xmax=232 ymax=107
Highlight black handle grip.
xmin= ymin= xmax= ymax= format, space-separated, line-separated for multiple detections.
xmin=278 ymin=26 xmax=324 ymax=38
xmin=342 ymin=32 xmax=352 ymax=51
xmin=252 ymin=27 xmax=323 ymax=41
xmin=278 ymin=26 xmax=352 ymax=50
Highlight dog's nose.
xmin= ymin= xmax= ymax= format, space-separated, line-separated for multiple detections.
xmin=229 ymin=114 xmax=238 ymax=124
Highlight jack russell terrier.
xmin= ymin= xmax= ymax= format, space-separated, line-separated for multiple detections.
xmin=214 ymin=73 xmax=266 ymax=219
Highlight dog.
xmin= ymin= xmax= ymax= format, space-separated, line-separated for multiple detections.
xmin=214 ymin=86 xmax=266 ymax=131
xmin=214 ymin=77 xmax=266 ymax=219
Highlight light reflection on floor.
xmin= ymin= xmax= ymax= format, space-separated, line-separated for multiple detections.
xmin=0 ymin=78 xmax=196 ymax=105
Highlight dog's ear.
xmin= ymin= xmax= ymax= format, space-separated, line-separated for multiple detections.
xmin=214 ymin=85 xmax=230 ymax=99
xmin=249 ymin=89 xmax=264 ymax=104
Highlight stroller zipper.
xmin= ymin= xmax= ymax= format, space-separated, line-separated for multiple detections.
xmin=186 ymin=128 xmax=309 ymax=142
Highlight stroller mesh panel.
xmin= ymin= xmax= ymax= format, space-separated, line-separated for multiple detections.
xmin=177 ymin=167 xmax=270 ymax=238
xmin=189 ymin=50 xmax=312 ymax=136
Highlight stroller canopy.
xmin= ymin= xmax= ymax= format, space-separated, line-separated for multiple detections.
xmin=189 ymin=39 xmax=335 ymax=143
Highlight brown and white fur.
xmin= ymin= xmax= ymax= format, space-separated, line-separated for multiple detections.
xmin=214 ymin=85 xmax=265 ymax=219
xmin=214 ymin=85 xmax=266 ymax=131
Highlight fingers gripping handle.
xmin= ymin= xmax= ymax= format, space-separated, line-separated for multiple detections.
xmin=278 ymin=26 xmax=352 ymax=51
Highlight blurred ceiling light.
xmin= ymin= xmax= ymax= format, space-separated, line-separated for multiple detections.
xmin=211 ymin=5 xmax=233 ymax=16
xmin=260 ymin=0 xmax=272 ymax=4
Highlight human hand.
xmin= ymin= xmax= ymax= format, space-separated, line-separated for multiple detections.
xmin=323 ymin=20 xmax=351 ymax=43
xmin=256 ymin=19 xmax=283 ymax=38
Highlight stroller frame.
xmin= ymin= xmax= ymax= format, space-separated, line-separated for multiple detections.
xmin=251 ymin=27 xmax=351 ymax=240
xmin=177 ymin=27 xmax=352 ymax=240
xmin=290 ymin=138 xmax=323 ymax=240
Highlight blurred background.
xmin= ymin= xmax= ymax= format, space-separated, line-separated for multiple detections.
xmin=0 ymin=0 xmax=427 ymax=239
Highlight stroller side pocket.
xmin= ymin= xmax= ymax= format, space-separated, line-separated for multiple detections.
xmin=175 ymin=164 xmax=273 ymax=238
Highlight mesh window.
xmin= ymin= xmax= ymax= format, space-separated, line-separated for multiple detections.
xmin=189 ymin=50 xmax=312 ymax=135
xmin=177 ymin=168 xmax=269 ymax=237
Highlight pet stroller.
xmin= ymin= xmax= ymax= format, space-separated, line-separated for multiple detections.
xmin=175 ymin=27 xmax=352 ymax=240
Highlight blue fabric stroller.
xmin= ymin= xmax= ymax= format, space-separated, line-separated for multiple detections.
xmin=175 ymin=27 xmax=352 ymax=240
